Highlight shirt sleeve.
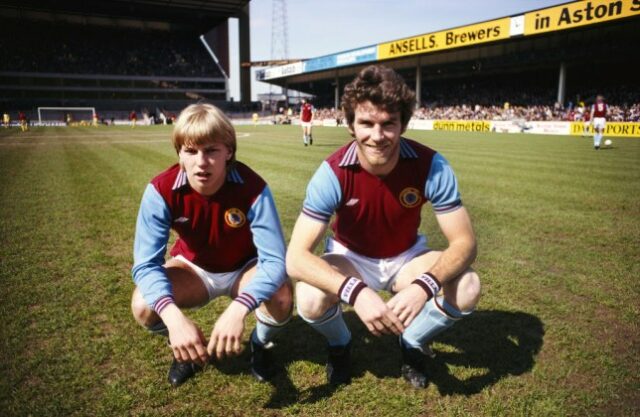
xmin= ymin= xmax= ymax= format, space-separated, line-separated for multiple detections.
xmin=235 ymin=185 xmax=287 ymax=310
xmin=425 ymin=153 xmax=463 ymax=214
xmin=131 ymin=184 xmax=173 ymax=309
xmin=301 ymin=161 xmax=342 ymax=223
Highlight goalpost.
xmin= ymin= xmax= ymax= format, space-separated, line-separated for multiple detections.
xmin=37 ymin=107 xmax=96 ymax=124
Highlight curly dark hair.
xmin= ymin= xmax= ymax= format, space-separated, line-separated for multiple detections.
xmin=341 ymin=65 xmax=416 ymax=129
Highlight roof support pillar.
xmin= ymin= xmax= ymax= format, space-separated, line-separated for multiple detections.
xmin=415 ymin=59 xmax=422 ymax=109
xmin=334 ymin=71 xmax=340 ymax=111
xmin=557 ymin=62 xmax=566 ymax=107
xmin=239 ymin=3 xmax=251 ymax=105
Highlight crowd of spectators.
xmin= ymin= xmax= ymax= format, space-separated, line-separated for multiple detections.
xmin=309 ymin=83 xmax=640 ymax=122
xmin=313 ymin=107 xmax=344 ymax=121
xmin=0 ymin=20 xmax=220 ymax=77
xmin=310 ymin=102 xmax=639 ymax=123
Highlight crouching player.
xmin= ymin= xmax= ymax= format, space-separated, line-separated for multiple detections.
xmin=286 ymin=65 xmax=481 ymax=388
xmin=131 ymin=104 xmax=292 ymax=386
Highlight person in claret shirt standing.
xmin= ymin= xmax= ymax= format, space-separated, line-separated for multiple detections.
xmin=300 ymin=98 xmax=314 ymax=146
xmin=129 ymin=110 xmax=137 ymax=128
xmin=590 ymin=95 xmax=608 ymax=150
xmin=131 ymin=103 xmax=292 ymax=387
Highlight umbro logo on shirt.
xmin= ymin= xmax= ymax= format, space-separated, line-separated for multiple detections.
xmin=174 ymin=217 xmax=190 ymax=223
xmin=346 ymin=198 xmax=360 ymax=207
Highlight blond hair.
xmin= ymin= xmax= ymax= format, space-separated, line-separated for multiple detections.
xmin=172 ymin=103 xmax=237 ymax=168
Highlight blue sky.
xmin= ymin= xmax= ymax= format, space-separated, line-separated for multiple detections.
xmin=228 ymin=0 xmax=573 ymax=101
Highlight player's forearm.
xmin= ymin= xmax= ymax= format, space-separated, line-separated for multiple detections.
xmin=159 ymin=303 xmax=187 ymax=330
xmin=286 ymin=248 xmax=346 ymax=295
xmin=427 ymin=237 xmax=477 ymax=285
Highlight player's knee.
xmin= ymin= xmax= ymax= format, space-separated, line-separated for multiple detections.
xmin=458 ymin=270 xmax=481 ymax=311
xmin=295 ymin=281 xmax=336 ymax=321
xmin=131 ymin=289 xmax=157 ymax=327
xmin=264 ymin=280 xmax=293 ymax=321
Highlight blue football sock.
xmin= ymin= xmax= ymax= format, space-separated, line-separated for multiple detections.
xmin=251 ymin=308 xmax=291 ymax=346
xmin=298 ymin=303 xmax=351 ymax=347
xmin=401 ymin=296 xmax=472 ymax=352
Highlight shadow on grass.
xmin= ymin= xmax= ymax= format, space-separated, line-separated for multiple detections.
xmin=212 ymin=309 xmax=543 ymax=408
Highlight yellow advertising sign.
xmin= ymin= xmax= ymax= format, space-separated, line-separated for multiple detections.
xmin=377 ymin=18 xmax=511 ymax=60
xmin=432 ymin=120 xmax=491 ymax=133
xmin=570 ymin=122 xmax=640 ymax=137
xmin=525 ymin=0 xmax=640 ymax=35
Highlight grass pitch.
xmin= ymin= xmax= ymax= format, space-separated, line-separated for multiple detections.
xmin=0 ymin=125 xmax=638 ymax=417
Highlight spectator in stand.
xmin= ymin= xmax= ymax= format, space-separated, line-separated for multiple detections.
xmin=583 ymin=107 xmax=591 ymax=136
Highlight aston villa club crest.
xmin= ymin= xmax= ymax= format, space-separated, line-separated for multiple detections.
xmin=224 ymin=208 xmax=246 ymax=228
xmin=399 ymin=187 xmax=422 ymax=208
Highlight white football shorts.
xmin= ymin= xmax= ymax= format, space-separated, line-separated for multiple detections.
xmin=301 ymin=121 xmax=312 ymax=128
xmin=173 ymin=254 xmax=257 ymax=302
xmin=324 ymin=235 xmax=429 ymax=292
xmin=593 ymin=117 xmax=606 ymax=130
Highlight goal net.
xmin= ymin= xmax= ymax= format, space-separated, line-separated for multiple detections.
xmin=37 ymin=107 xmax=96 ymax=124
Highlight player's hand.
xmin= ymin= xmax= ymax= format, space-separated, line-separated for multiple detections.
xmin=163 ymin=307 xmax=209 ymax=366
xmin=387 ymin=284 xmax=429 ymax=328
xmin=352 ymin=287 xmax=405 ymax=336
xmin=207 ymin=301 xmax=249 ymax=360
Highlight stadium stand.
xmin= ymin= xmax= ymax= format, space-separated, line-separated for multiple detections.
xmin=0 ymin=20 xmax=221 ymax=78
xmin=308 ymin=73 xmax=640 ymax=122
xmin=262 ymin=3 xmax=640 ymax=128
xmin=0 ymin=0 xmax=254 ymax=117
xmin=0 ymin=19 xmax=228 ymax=114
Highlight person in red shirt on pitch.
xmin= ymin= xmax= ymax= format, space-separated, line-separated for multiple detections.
xmin=129 ymin=110 xmax=138 ymax=128
xmin=590 ymin=95 xmax=608 ymax=149
xmin=300 ymin=98 xmax=314 ymax=146
xmin=18 ymin=111 xmax=28 ymax=132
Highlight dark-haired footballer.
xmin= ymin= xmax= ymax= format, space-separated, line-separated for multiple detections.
xmin=287 ymin=65 xmax=481 ymax=388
